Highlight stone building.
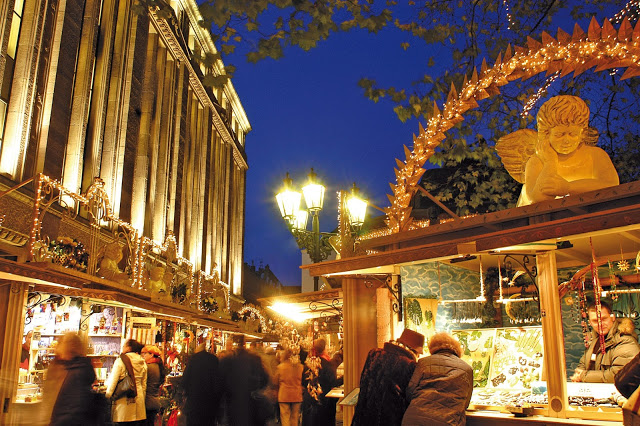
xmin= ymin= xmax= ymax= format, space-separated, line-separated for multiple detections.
xmin=0 ymin=0 xmax=249 ymax=421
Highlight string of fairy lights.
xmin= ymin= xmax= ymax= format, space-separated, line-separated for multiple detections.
xmin=520 ymin=71 xmax=560 ymax=118
xmin=502 ymin=0 xmax=514 ymax=30
xmin=385 ymin=18 xmax=640 ymax=233
xmin=30 ymin=174 xmax=230 ymax=317
xmin=613 ymin=1 xmax=640 ymax=24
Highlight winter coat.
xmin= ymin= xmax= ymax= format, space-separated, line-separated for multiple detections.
xmin=275 ymin=360 xmax=304 ymax=403
xmin=616 ymin=350 xmax=640 ymax=398
xmin=48 ymin=356 xmax=97 ymax=425
xmin=302 ymin=355 xmax=339 ymax=426
xmin=220 ymin=348 xmax=270 ymax=425
xmin=401 ymin=350 xmax=473 ymax=426
xmin=145 ymin=360 xmax=164 ymax=411
xmin=182 ymin=350 xmax=222 ymax=425
xmin=577 ymin=317 xmax=640 ymax=383
xmin=352 ymin=342 xmax=417 ymax=426
xmin=105 ymin=352 xmax=148 ymax=422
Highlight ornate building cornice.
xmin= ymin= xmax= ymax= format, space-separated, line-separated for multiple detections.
xmin=149 ymin=11 xmax=248 ymax=170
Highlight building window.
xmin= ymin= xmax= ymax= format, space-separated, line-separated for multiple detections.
xmin=0 ymin=0 xmax=25 ymax=149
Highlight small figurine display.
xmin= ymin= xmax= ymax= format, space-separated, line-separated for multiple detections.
xmin=97 ymin=241 xmax=132 ymax=285
xmin=497 ymin=95 xmax=619 ymax=207
xmin=147 ymin=265 xmax=169 ymax=299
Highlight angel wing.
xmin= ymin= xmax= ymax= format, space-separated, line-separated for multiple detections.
xmin=495 ymin=129 xmax=538 ymax=184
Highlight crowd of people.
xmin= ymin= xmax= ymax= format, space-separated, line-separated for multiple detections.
xmin=352 ymin=329 xmax=474 ymax=426
xmin=36 ymin=333 xmax=343 ymax=426
xmin=32 ymin=302 xmax=640 ymax=426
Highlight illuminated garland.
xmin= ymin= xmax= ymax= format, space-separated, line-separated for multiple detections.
xmin=26 ymin=174 xmax=230 ymax=317
xmin=502 ymin=0 xmax=514 ymax=30
xmin=238 ymin=306 xmax=267 ymax=331
xmin=613 ymin=1 xmax=640 ymax=24
xmin=520 ymin=71 xmax=560 ymax=117
xmin=385 ymin=18 xmax=640 ymax=232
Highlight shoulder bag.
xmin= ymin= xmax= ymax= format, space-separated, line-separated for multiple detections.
xmin=111 ymin=353 xmax=137 ymax=401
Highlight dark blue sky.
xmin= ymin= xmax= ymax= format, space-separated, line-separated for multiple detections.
xmin=228 ymin=3 xmax=629 ymax=287
xmin=231 ymin=26 xmax=428 ymax=286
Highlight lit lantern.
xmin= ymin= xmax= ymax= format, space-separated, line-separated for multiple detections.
xmin=292 ymin=209 xmax=309 ymax=231
xmin=346 ymin=183 xmax=367 ymax=228
xmin=302 ymin=168 xmax=325 ymax=212
xmin=275 ymin=172 xmax=301 ymax=221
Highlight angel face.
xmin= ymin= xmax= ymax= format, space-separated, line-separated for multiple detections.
xmin=549 ymin=124 xmax=583 ymax=155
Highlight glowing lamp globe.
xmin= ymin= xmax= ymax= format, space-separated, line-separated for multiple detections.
xmin=302 ymin=168 xmax=325 ymax=212
xmin=275 ymin=173 xmax=301 ymax=220
xmin=293 ymin=209 xmax=309 ymax=231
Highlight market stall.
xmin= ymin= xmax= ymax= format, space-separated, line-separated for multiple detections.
xmin=305 ymin=180 xmax=640 ymax=424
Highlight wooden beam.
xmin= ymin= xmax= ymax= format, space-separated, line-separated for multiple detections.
xmin=417 ymin=184 xmax=459 ymax=219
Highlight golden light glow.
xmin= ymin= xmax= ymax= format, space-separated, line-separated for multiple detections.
xmin=302 ymin=169 xmax=325 ymax=212
xmin=268 ymin=302 xmax=312 ymax=323
xmin=384 ymin=18 xmax=640 ymax=234
xmin=346 ymin=193 xmax=367 ymax=228
xmin=293 ymin=209 xmax=309 ymax=231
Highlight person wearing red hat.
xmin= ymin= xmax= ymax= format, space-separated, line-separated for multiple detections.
xmin=352 ymin=328 xmax=425 ymax=426
xmin=141 ymin=345 xmax=166 ymax=426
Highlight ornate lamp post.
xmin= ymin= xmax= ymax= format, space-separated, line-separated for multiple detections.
xmin=275 ymin=169 xmax=367 ymax=291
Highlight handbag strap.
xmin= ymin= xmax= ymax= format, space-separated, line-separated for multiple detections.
xmin=119 ymin=353 xmax=137 ymax=397
xmin=633 ymin=388 xmax=640 ymax=414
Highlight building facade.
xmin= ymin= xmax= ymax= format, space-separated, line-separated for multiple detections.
xmin=0 ymin=0 xmax=249 ymax=289
xmin=0 ymin=0 xmax=249 ymax=421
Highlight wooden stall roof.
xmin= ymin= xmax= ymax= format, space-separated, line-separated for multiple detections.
xmin=0 ymin=257 xmax=241 ymax=332
xmin=304 ymin=180 xmax=640 ymax=277
xmin=258 ymin=288 xmax=342 ymax=319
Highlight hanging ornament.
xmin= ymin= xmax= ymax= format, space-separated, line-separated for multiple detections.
xmin=590 ymin=238 xmax=606 ymax=355
xmin=618 ymin=246 xmax=630 ymax=271
xmin=608 ymin=261 xmax=619 ymax=302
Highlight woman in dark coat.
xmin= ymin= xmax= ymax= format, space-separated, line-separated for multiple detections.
xmin=45 ymin=332 xmax=97 ymax=425
xmin=142 ymin=345 xmax=166 ymax=426
xmin=402 ymin=332 xmax=473 ymax=426
xmin=301 ymin=339 xmax=339 ymax=426
xmin=352 ymin=329 xmax=424 ymax=426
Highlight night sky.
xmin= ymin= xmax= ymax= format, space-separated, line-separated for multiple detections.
xmin=227 ymin=3 xmax=629 ymax=287
xmin=230 ymin=25 xmax=426 ymax=286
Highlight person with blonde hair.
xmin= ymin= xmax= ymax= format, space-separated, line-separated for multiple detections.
xmin=402 ymin=332 xmax=473 ymax=426
xmin=42 ymin=332 xmax=98 ymax=425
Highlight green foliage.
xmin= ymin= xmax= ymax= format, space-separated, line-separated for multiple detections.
xmin=405 ymin=298 xmax=423 ymax=326
xmin=137 ymin=1 xmax=640 ymax=201
xmin=420 ymin=136 xmax=520 ymax=217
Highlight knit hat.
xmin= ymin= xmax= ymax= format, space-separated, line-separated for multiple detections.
xmin=397 ymin=329 xmax=425 ymax=354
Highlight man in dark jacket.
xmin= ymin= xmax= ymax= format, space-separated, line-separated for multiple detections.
xmin=182 ymin=343 xmax=222 ymax=425
xmin=402 ymin=332 xmax=473 ymax=426
xmin=571 ymin=301 xmax=639 ymax=383
xmin=220 ymin=335 xmax=271 ymax=425
xmin=352 ymin=328 xmax=425 ymax=426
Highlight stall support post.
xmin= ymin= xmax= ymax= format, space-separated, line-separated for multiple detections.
xmin=537 ymin=251 xmax=568 ymax=418
xmin=0 ymin=282 xmax=28 ymax=425
xmin=342 ymin=277 xmax=378 ymax=426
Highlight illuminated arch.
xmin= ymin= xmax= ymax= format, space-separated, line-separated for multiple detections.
xmin=385 ymin=18 xmax=640 ymax=233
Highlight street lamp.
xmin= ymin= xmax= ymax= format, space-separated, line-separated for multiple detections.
xmin=275 ymin=169 xmax=368 ymax=291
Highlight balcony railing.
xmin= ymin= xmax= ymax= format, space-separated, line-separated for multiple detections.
xmin=0 ymin=174 xmax=230 ymax=318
